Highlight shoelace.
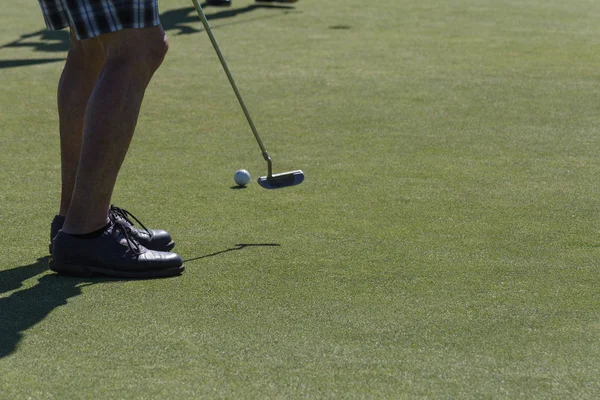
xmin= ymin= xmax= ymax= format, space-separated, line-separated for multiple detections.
xmin=112 ymin=219 xmax=143 ymax=256
xmin=109 ymin=205 xmax=153 ymax=238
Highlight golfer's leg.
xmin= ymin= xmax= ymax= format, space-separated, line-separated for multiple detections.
xmin=57 ymin=29 xmax=104 ymax=217
xmin=62 ymin=26 xmax=169 ymax=235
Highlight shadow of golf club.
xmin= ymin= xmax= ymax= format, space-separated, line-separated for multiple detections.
xmin=184 ymin=243 xmax=280 ymax=262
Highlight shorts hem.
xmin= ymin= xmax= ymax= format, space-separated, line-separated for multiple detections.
xmin=39 ymin=0 xmax=160 ymax=40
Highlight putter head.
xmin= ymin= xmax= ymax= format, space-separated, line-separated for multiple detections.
xmin=257 ymin=170 xmax=304 ymax=189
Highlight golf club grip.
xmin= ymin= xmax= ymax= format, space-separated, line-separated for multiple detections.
xmin=191 ymin=0 xmax=269 ymax=157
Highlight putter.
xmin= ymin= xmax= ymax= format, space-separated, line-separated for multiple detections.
xmin=191 ymin=0 xmax=304 ymax=189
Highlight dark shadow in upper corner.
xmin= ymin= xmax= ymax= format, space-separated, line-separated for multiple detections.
xmin=161 ymin=3 xmax=297 ymax=36
xmin=184 ymin=243 xmax=281 ymax=262
xmin=0 ymin=58 xmax=65 ymax=69
xmin=0 ymin=29 xmax=70 ymax=53
xmin=0 ymin=3 xmax=298 ymax=69
xmin=0 ymin=257 xmax=138 ymax=359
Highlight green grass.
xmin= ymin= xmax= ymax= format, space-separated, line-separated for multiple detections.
xmin=2 ymin=0 xmax=600 ymax=398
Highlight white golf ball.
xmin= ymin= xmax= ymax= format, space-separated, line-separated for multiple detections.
xmin=234 ymin=169 xmax=251 ymax=186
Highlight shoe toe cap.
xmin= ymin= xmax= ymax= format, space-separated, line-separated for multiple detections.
xmin=133 ymin=229 xmax=174 ymax=251
xmin=149 ymin=229 xmax=174 ymax=248
xmin=141 ymin=249 xmax=183 ymax=269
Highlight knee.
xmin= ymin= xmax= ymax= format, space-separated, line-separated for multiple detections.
xmin=146 ymin=32 xmax=169 ymax=72
xmin=105 ymin=29 xmax=169 ymax=81
xmin=134 ymin=34 xmax=169 ymax=82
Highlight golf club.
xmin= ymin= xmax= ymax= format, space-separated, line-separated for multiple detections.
xmin=191 ymin=0 xmax=304 ymax=189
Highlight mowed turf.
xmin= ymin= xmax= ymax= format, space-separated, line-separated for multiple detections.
xmin=2 ymin=0 xmax=600 ymax=397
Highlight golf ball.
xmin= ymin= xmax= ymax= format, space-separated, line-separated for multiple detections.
xmin=234 ymin=169 xmax=251 ymax=186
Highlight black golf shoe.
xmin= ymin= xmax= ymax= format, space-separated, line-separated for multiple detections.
xmin=109 ymin=205 xmax=175 ymax=251
xmin=50 ymin=220 xmax=184 ymax=278
xmin=49 ymin=205 xmax=175 ymax=254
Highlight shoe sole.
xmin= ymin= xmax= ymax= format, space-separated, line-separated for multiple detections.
xmin=49 ymin=241 xmax=176 ymax=255
xmin=49 ymin=260 xmax=185 ymax=279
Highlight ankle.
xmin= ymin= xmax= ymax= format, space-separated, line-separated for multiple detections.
xmin=62 ymin=218 xmax=110 ymax=236
xmin=66 ymin=223 xmax=111 ymax=239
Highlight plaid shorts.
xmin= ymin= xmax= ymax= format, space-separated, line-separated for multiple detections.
xmin=37 ymin=0 xmax=161 ymax=40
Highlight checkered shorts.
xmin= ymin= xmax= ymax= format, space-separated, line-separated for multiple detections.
xmin=37 ymin=0 xmax=161 ymax=40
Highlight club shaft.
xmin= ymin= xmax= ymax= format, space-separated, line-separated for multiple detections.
xmin=191 ymin=0 xmax=272 ymax=175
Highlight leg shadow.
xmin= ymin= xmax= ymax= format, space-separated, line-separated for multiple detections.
xmin=0 ymin=259 xmax=123 ymax=359
xmin=0 ymin=257 xmax=49 ymax=297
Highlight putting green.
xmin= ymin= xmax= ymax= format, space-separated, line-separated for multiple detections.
xmin=2 ymin=0 xmax=600 ymax=398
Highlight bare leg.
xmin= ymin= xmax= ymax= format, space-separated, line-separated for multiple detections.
xmin=57 ymin=29 xmax=104 ymax=217
xmin=61 ymin=26 xmax=169 ymax=235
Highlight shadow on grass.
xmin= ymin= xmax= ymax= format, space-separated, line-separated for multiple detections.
xmin=0 ymin=245 xmax=278 ymax=358
xmin=0 ymin=3 xmax=297 ymax=69
xmin=0 ymin=257 xmax=78 ymax=358
xmin=162 ymin=3 xmax=297 ymax=36
xmin=184 ymin=243 xmax=280 ymax=262
xmin=0 ymin=58 xmax=66 ymax=69
xmin=0 ymin=257 xmax=144 ymax=359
